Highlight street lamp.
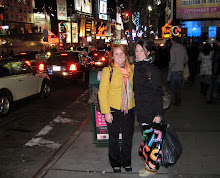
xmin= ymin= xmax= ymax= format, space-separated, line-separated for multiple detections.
xmin=148 ymin=6 xmax=152 ymax=27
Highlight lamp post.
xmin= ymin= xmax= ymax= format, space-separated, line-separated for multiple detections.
xmin=148 ymin=6 xmax=152 ymax=27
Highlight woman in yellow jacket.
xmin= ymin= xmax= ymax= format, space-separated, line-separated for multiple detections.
xmin=98 ymin=44 xmax=135 ymax=173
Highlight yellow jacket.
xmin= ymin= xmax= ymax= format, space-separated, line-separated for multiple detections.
xmin=98 ymin=64 xmax=135 ymax=114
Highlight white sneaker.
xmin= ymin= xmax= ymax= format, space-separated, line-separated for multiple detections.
xmin=139 ymin=167 xmax=146 ymax=174
xmin=139 ymin=169 xmax=156 ymax=177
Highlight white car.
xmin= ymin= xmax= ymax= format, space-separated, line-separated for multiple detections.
xmin=0 ymin=58 xmax=51 ymax=116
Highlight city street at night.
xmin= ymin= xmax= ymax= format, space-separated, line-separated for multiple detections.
xmin=1 ymin=0 xmax=220 ymax=177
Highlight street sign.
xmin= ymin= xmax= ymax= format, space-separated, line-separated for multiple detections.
xmin=43 ymin=29 xmax=48 ymax=42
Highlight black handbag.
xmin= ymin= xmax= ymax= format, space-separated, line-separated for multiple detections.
xmin=161 ymin=124 xmax=182 ymax=168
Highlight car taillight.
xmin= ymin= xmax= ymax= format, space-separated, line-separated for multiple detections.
xmin=61 ymin=53 xmax=68 ymax=56
xmin=101 ymin=57 xmax=106 ymax=61
xmin=38 ymin=63 xmax=45 ymax=71
xmin=25 ymin=60 xmax=31 ymax=66
xmin=69 ymin=64 xmax=77 ymax=71
xmin=94 ymin=53 xmax=98 ymax=56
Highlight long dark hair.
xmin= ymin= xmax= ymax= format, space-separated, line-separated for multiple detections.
xmin=202 ymin=43 xmax=212 ymax=56
xmin=134 ymin=40 xmax=155 ymax=61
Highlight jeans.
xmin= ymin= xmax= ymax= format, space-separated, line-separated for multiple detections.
xmin=170 ymin=71 xmax=183 ymax=94
xmin=210 ymin=75 xmax=220 ymax=103
xmin=106 ymin=108 xmax=135 ymax=168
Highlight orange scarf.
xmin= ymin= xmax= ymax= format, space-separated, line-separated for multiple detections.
xmin=113 ymin=60 xmax=132 ymax=114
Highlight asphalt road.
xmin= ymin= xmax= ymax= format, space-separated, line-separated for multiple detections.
xmin=0 ymin=79 xmax=91 ymax=178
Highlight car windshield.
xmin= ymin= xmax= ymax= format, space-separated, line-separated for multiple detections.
xmin=0 ymin=61 xmax=11 ymax=77
xmin=48 ymin=52 xmax=79 ymax=62
xmin=77 ymin=47 xmax=89 ymax=52
xmin=88 ymin=51 xmax=106 ymax=57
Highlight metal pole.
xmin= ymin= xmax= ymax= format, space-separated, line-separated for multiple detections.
xmin=70 ymin=5 xmax=73 ymax=47
xmin=128 ymin=0 xmax=133 ymax=57
xmin=3 ymin=5 xmax=9 ymax=55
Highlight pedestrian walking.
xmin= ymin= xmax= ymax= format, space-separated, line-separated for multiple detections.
xmin=207 ymin=37 xmax=220 ymax=104
xmin=133 ymin=40 xmax=164 ymax=177
xmin=169 ymin=36 xmax=188 ymax=105
xmin=197 ymin=43 xmax=213 ymax=97
xmin=98 ymin=44 xmax=135 ymax=173
xmin=186 ymin=42 xmax=200 ymax=84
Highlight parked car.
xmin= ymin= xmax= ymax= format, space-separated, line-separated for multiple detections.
xmin=0 ymin=58 xmax=51 ymax=116
xmin=46 ymin=52 xmax=89 ymax=84
xmin=88 ymin=50 xmax=109 ymax=68
xmin=12 ymin=51 xmax=48 ymax=72
xmin=76 ymin=46 xmax=96 ymax=55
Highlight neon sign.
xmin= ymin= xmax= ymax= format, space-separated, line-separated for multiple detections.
xmin=162 ymin=24 xmax=181 ymax=38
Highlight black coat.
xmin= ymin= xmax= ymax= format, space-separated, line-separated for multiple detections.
xmin=213 ymin=46 xmax=220 ymax=76
xmin=133 ymin=61 xmax=163 ymax=124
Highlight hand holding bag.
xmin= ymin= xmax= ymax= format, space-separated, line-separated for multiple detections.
xmin=161 ymin=124 xmax=182 ymax=168
xmin=139 ymin=122 xmax=166 ymax=172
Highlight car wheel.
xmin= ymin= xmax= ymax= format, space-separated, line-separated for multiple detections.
xmin=0 ymin=92 xmax=12 ymax=116
xmin=40 ymin=80 xmax=51 ymax=98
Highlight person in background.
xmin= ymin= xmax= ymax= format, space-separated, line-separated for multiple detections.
xmin=197 ymin=43 xmax=213 ymax=97
xmin=169 ymin=36 xmax=188 ymax=105
xmin=207 ymin=37 xmax=220 ymax=104
xmin=133 ymin=40 xmax=163 ymax=177
xmin=98 ymin=44 xmax=135 ymax=173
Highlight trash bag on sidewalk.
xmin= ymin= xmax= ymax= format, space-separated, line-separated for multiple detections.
xmin=161 ymin=124 xmax=182 ymax=168
xmin=138 ymin=122 xmax=166 ymax=172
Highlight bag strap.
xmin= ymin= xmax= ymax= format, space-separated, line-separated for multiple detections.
xmin=109 ymin=66 xmax=113 ymax=82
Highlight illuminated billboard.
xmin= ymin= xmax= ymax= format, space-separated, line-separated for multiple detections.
xmin=99 ymin=0 xmax=107 ymax=20
xmin=74 ymin=0 xmax=92 ymax=14
xmin=58 ymin=22 xmax=78 ymax=43
xmin=176 ymin=1 xmax=220 ymax=20
xmin=57 ymin=0 xmax=67 ymax=20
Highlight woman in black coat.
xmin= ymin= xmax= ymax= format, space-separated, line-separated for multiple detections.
xmin=133 ymin=40 xmax=164 ymax=177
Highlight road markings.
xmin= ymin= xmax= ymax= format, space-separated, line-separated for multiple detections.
xmin=36 ymin=125 xmax=54 ymax=137
xmin=53 ymin=115 xmax=77 ymax=124
xmin=25 ymin=137 xmax=61 ymax=149
xmin=25 ymin=90 xmax=89 ymax=149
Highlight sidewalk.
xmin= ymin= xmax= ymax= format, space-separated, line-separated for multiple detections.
xmin=34 ymin=76 xmax=220 ymax=178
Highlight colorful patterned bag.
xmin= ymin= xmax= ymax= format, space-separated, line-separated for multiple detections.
xmin=138 ymin=122 xmax=166 ymax=172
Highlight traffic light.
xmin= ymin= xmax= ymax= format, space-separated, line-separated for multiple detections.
xmin=63 ymin=34 xmax=66 ymax=43
xmin=123 ymin=12 xmax=129 ymax=22
xmin=60 ymin=33 xmax=67 ymax=43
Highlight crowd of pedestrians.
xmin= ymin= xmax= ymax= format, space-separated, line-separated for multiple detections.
xmin=96 ymin=36 xmax=220 ymax=177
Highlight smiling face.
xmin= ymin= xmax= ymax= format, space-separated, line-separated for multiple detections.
xmin=135 ymin=44 xmax=150 ymax=61
xmin=113 ymin=47 xmax=126 ymax=67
